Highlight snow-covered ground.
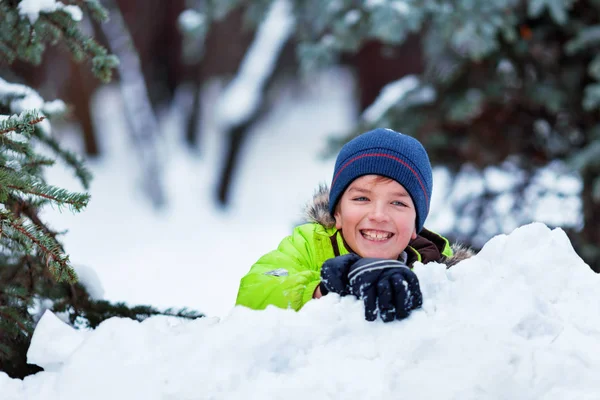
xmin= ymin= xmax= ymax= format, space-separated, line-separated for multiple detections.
xmin=3 ymin=223 xmax=598 ymax=399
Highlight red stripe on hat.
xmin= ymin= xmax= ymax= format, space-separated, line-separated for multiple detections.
xmin=332 ymin=152 xmax=429 ymax=209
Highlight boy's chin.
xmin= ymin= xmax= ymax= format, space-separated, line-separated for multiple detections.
xmin=356 ymin=247 xmax=399 ymax=260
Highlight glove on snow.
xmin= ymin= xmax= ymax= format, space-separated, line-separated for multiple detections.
xmin=320 ymin=255 xmax=422 ymax=322
xmin=319 ymin=253 xmax=362 ymax=297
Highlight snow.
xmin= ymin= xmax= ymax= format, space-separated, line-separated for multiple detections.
xmin=344 ymin=9 xmax=361 ymax=25
xmin=17 ymin=0 xmax=82 ymax=24
xmin=391 ymin=1 xmax=411 ymax=15
xmin=362 ymin=75 xmax=419 ymax=122
xmin=0 ymin=78 xmax=55 ymax=133
xmin=216 ymin=0 xmax=295 ymax=128
xmin=0 ymin=78 xmax=45 ymax=112
xmin=366 ymin=0 xmax=410 ymax=15
xmin=178 ymin=9 xmax=205 ymax=33
xmin=72 ymin=264 xmax=104 ymax=300
xmin=2 ymin=223 xmax=599 ymax=399
xmin=26 ymin=311 xmax=87 ymax=373
xmin=41 ymin=100 xmax=67 ymax=116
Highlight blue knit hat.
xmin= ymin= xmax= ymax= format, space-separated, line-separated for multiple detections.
xmin=329 ymin=128 xmax=433 ymax=233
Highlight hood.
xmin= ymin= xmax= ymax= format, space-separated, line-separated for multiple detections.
xmin=303 ymin=184 xmax=475 ymax=268
xmin=305 ymin=184 xmax=337 ymax=229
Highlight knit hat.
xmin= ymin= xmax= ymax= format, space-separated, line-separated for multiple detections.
xmin=329 ymin=128 xmax=433 ymax=233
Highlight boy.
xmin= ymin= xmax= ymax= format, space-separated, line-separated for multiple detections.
xmin=236 ymin=128 xmax=473 ymax=322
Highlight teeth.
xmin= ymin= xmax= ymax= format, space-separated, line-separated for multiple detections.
xmin=362 ymin=230 xmax=392 ymax=240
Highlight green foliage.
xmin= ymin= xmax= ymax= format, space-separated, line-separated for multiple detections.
xmin=0 ymin=0 xmax=118 ymax=82
xmin=56 ymin=300 xmax=205 ymax=330
xmin=0 ymin=109 xmax=89 ymax=280
xmin=0 ymin=107 xmax=90 ymax=376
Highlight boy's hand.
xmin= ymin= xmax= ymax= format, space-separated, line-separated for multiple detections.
xmin=348 ymin=258 xmax=422 ymax=322
xmin=319 ymin=253 xmax=362 ymax=296
xmin=320 ymin=255 xmax=422 ymax=322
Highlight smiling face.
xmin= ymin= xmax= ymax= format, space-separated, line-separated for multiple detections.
xmin=334 ymin=175 xmax=417 ymax=260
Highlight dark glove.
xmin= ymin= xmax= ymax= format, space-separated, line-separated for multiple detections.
xmin=319 ymin=253 xmax=362 ymax=297
xmin=320 ymin=254 xmax=422 ymax=322
xmin=348 ymin=258 xmax=422 ymax=322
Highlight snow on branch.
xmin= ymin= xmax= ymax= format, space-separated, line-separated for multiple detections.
xmin=217 ymin=0 xmax=295 ymax=128
xmin=18 ymin=0 xmax=82 ymax=24
xmin=0 ymin=78 xmax=67 ymax=134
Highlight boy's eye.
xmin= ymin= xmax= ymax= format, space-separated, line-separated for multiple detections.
xmin=391 ymin=200 xmax=408 ymax=207
xmin=352 ymin=196 xmax=369 ymax=202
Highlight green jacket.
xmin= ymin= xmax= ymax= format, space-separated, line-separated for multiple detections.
xmin=235 ymin=222 xmax=454 ymax=311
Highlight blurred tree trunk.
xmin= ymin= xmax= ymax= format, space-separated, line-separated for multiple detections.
xmin=346 ymin=36 xmax=424 ymax=111
xmin=184 ymin=8 xmax=255 ymax=151
xmin=69 ymin=60 xmax=99 ymax=155
xmin=99 ymin=0 xmax=166 ymax=208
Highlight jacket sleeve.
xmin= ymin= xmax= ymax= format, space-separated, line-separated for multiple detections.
xmin=235 ymin=225 xmax=322 ymax=311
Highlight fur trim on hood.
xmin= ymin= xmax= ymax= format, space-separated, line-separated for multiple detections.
xmin=304 ymin=184 xmax=475 ymax=268
xmin=305 ymin=184 xmax=337 ymax=229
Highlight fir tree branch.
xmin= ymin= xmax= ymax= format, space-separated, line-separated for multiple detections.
xmin=0 ymin=343 xmax=11 ymax=358
xmin=0 ymin=167 xmax=89 ymax=211
xmin=8 ymin=183 xmax=89 ymax=210
xmin=75 ymin=301 xmax=205 ymax=329
xmin=0 ymin=259 xmax=35 ymax=294
xmin=0 ymin=115 xmax=45 ymax=136
xmin=0 ymin=137 xmax=33 ymax=157
xmin=61 ymin=0 xmax=109 ymax=22
xmin=0 ymin=211 xmax=76 ymax=283
xmin=0 ymin=39 xmax=18 ymax=64
xmin=0 ymin=307 xmax=31 ymax=336
xmin=7 ymin=194 xmax=61 ymax=243
xmin=39 ymin=12 xmax=117 ymax=82
xmin=19 ymin=156 xmax=56 ymax=178
xmin=30 ymin=125 xmax=92 ymax=189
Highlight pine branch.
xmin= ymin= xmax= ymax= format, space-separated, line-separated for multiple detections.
xmin=75 ymin=301 xmax=205 ymax=329
xmin=8 ymin=183 xmax=89 ymax=211
xmin=0 ymin=1 xmax=118 ymax=82
xmin=0 ymin=113 xmax=45 ymax=137
xmin=62 ymin=0 xmax=109 ymax=22
xmin=0 ymin=275 xmax=32 ymax=302
xmin=0 ymin=39 xmax=18 ymax=64
xmin=19 ymin=155 xmax=56 ymax=178
xmin=0 ymin=167 xmax=89 ymax=211
xmin=0 ymin=211 xmax=76 ymax=283
xmin=0 ymin=343 xmax=11 ymax=359
xmin=39 ymin=12 xmax=119 ymax=82
xmin=0 ymin=137 xmax=33 ymax=158
xmin=30 ymin=125 xmax=92 ymax=189
xmin=6 ymin=195 xmax=62 ymax=250
xmin=0 ymin=307 xmax=30 ymax=335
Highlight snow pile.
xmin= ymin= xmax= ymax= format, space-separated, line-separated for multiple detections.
xmin=1 ymin=223 xmax=599 ymax=399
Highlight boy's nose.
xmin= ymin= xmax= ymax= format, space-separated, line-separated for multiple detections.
xmin=367 ymin=204 xmax=389 ymax=222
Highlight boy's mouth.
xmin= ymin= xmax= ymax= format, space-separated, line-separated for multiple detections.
xmin=360 ymin=229 xmax=394 ymax=241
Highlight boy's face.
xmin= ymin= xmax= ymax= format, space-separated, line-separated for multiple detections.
xmin=334 ymin=175 xmax=417 ymax=260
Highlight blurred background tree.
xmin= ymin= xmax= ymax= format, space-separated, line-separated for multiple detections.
xmin=0 ymin=0 xmax=201 ymax=379
xmin=9 ymin=0 xmax=597 ymax=271
xmin=180 ymin=0 xmax=599 ymax=270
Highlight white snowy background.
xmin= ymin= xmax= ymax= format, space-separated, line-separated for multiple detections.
xmin=2 ymin=1 xmax=597 ymax=399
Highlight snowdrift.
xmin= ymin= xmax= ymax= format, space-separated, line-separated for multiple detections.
xmin=2 ymin=223 xmax=599 ymax=400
